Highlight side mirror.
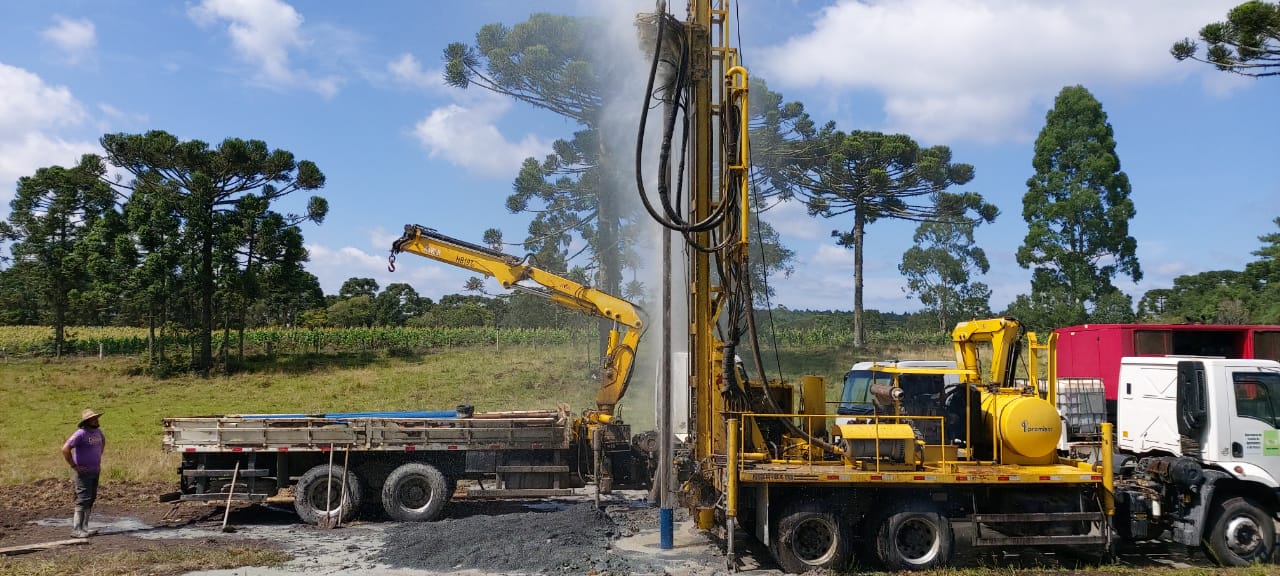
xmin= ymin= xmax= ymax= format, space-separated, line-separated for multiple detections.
xmin=1176 ymin=360 xmax=1208 ymax=437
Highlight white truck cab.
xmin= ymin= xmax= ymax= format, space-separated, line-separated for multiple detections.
xmin=1112 ymin=356 xmax=1280 ymax=565
xmin=836 ymin=360 xmax=958 ymax=426
xmin=1118 ymin=356 xmax=1280 ymax=486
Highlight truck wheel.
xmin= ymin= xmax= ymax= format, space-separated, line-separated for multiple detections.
xmin=872 ymin=502 xmax=954 ymax=570
xmin=771 ymin=500 xmax=852 ymax=573
xmin=1204 ymin=497 xmax=1274 ymax=566
xmin=294 ymin=464 xmax=362 ymax=526
xmin=381 ymin=462 xmax=450 ymax=522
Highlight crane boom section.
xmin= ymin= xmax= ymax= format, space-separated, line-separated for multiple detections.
xmin=390 ymin=224 xmax=643 ymax=418
xmin=952 ymin=317 xmax=1024 ymax=387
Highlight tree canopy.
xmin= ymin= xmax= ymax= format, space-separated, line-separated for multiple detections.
xmin=3 ymin=158 xmax=123 ymax=355
xmin=899 ymin=215 xmax=993 ymax=332
xmin=98 ymin=130 xmax=328 ymax=374
xmin=751 ymin=78 xmax=997 ymax=346
xmin=1018 ymin=85 xmax=1140 ymax=319
xmin=445 ymin=14 xmax=632 ymax=345
xmin=1172 ymin=1 xmax=1280 ymax=77
xmin=445 ymin=15 xmax=795 ymax=341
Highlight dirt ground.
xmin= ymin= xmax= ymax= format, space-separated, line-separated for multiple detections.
xmin=0 ymin=479 xmax=218 ymax=548
xmin=0 ymin=480 xmax=725 ymax=575
xmin=0 ymin=480 xmax=1228 ymax=576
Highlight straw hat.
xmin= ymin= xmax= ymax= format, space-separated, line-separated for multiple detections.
xmin=78 ymin=408 xmax=103 ymax=426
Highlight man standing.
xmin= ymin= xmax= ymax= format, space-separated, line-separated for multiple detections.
xmin=62 ymin=408 xmax=105 ymax=538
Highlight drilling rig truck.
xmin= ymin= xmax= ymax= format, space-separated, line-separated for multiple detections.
xmin=635 ymin=3 xmax=1111 ymax=572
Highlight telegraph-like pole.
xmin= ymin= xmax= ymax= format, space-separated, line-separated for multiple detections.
xmin=659 ymin=227 xmax=673 ymax=549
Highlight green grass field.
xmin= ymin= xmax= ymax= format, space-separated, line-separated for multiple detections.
xmin=0 ymin=344 xmax=604 ymax=484
xmin=0 ymin=338 xmax=950 ymax=485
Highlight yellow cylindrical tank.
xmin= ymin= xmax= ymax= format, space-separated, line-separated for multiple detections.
xmin=981 ymin=392 xmax=1061 ymax=465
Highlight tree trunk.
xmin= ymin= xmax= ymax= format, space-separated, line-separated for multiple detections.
xmin=937 ymin=288 xmax=950 ymax=334
xmin=218 ymin=304 xmax=232 ymax=371
xmin=852 ymin=210 xmax=866 ymax=348
xmin=159 ymin=301 xmax=168 ymax=364
xmin=54 ymin=305 xmax=65 ymax=358
xmin=199 ymin=228 xmax=214 ymax=376
xmin=147 ymin=310 xmax=156 ymax=367
xmin=596 ymin=140 xmax=623 ymax=360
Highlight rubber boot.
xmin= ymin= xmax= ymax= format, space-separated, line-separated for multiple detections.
xmin=71 ymin=507 xmax=88 ymax=538
xmin=83 ymin=504 xmax=99 ymax=536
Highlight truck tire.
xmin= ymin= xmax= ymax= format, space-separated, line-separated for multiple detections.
xmin=381 ymin=462 xmax=450 ymax=522
xmin=1204 ymin=496 xmax=1274 ymax=566
xmin=294 ymin=464 xmax=362 ymax=526
xmin=771 ymin=500 xmax=852 ymax=574
xmin=871 ymin=502 xmax=954 ymax=570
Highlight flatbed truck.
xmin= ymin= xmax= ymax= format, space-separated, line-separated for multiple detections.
xmin=163 ymin=407 xmax=651 ymax=524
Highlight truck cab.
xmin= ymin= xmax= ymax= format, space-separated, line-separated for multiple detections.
xmin=1113 ymin=356 xmax=1280 ymax=565
xmin=837 ymin=361 xmax=958 ymax=414
xmin=1118 ymin=357 xmax=1280 ymax=487
xmin=836 ymin=360 xmax=959 ymax=445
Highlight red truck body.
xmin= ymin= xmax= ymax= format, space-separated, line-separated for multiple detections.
xmin=1054 ymin=323 xmax=1280 ymax=404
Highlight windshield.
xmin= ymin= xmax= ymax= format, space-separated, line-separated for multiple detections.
xmin=839 ymin=370 xmax=893 ymax=414
xmin=1233 ymin=371 xmax=1280 ymax=428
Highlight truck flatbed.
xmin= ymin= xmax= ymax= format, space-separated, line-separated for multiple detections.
xmin=163 ymin=408 xmax=573 ymax=454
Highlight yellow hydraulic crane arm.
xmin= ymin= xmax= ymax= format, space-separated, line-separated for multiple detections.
xmin=951 ymin=317 xmax=1024 ymax=387
xmin=389 ymin=224 xmax=643 ymax=421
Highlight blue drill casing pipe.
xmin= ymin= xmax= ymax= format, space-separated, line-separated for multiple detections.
xmin=659 ymin=507 xmax=674 ymax=549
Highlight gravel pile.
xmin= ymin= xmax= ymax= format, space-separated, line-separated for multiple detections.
xmin=380 ymin=501 xmax=666 ymax=574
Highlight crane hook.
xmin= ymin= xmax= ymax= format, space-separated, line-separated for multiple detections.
xmin=387 ymin=253 xmax=396 ymax=273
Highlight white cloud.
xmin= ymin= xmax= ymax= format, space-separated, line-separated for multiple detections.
xmin=94 ymin=103 xmax=149 ymax=133
xmin=189 ymin=0 xmax=340 ymax=96
xmin=411 ymin=97 xmax=551 ymax=178
xmin=811 ymin=243 xmax=853 ymax=269
xmin=388 ymin=53 xmax=445 ymax=92
xmin=307 ymin=242 xmax=474 ymax=299
xmin=756 ymin=0 xmax=1238 ymax=143
xmin=0 ymin=63 xmax=98 ymax=205
xmin=763 ymin=199 xmax=824 ymax=240
xmin=369 ymin=226 xmax=402 ymax=251
xmin=42 ymin=16 xmax=96 ymax=64
xmin=0 ymin=63 xmax=86 ymax=134
xmin=0 ymin=133 xmax=100 ymax=201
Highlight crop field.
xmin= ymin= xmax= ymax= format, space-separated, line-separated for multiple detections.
xmin=0 ymin=324 xmax=949 ymax=357
xmin=0 ymin=325 xmax=588 ymax=358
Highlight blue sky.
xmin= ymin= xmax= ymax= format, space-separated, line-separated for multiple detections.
xmin=0 ymin=0 xmax=1276 ymax=314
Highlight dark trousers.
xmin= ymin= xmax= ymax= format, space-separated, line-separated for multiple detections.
xmin=74 ymin=470 xmax=99 ymax=507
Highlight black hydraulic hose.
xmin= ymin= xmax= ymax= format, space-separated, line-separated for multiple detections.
xmin=634 ymin=9 xmax=727 ymax=234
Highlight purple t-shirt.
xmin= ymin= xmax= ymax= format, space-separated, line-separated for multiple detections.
xmin=64 ymin=428 xmax=105 ymax=472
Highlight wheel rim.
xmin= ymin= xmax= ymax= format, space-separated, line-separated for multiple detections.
xmin=396 ymin=476 xmax=433 ymax=512
xmin=791 ymin=517 xmax=839 ymax=566
xmin=1225 ymin=515 xmax=1263 ymax=557
xmin=307 ymin=481 xmax=342 ymax=513
xmin=895 ymin=516 xmax=942 ymax=566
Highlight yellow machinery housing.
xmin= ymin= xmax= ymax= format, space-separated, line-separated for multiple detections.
xmin=981 ymin=390 xmax=1062 ymax=465
xmin=834 ymin=423 xmax=922 ymax=469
